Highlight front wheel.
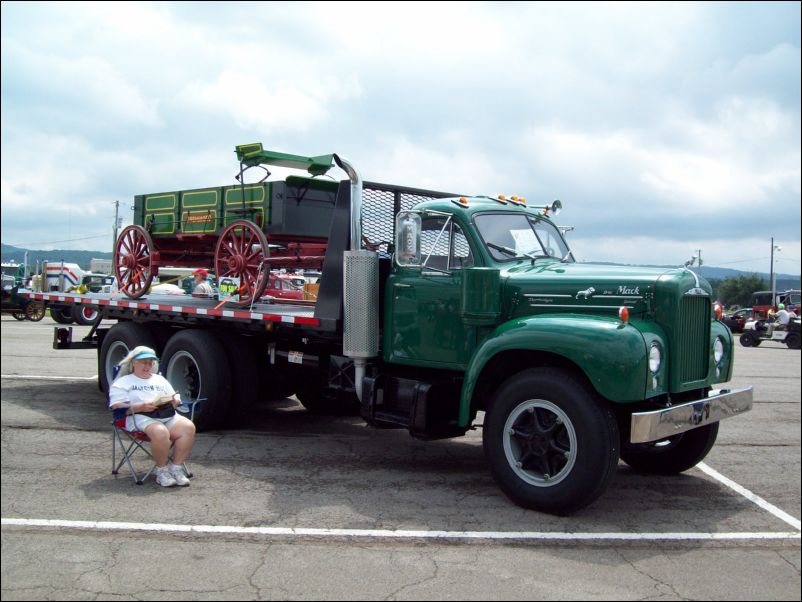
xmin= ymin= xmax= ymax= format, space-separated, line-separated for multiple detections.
xmin=25 ymin=301 xmax=46 ymax=321
xmin=785 ymin=333 xmax=800 ymax=350
xmin=114 ymin=225 xmax=155 ymax=299
xmin=71 ymin=304 xmax=101 ymax=326
xmin=482 ymin=368 xmax=619 ymax=515
xmin=739 ymin=332 xmax=761 ymax=347
xmin=621 ymin=422 xmax=719 ymax=475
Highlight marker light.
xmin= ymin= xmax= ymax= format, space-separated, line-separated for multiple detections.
xmin=452 ymin=197 xmax=470 ymax=209
xmin=714 ymin=302 xmax=723 ymax=320
xmin=498 ymin=194 xmax=507 ymax=200
xmin=618 ymin=306 xmax=630 ymax=323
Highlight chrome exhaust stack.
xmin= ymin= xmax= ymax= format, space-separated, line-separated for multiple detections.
xmin=334 ymin=154 xmax=378 ymax=402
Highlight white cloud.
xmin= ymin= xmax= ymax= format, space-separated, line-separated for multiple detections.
xmin=570 ymin=235 xmax=801 ymax=277
xmin=1 ymin=2 xmax=798 ymax=275
xmin=523 ymin=95 xmax=800 ymax=211
xmin=181 ymin=71 xmax=362 ymax=133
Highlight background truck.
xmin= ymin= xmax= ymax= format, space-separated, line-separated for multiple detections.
xmin=2 ymin=262 xmax=45 ymax=321
xmin=28 ymin=144 xmax=753 ymax=514
xmin=751 ymin=289 xmax=801 ymax=320
xmin=38 ymin=261 xmax=113 ymax=325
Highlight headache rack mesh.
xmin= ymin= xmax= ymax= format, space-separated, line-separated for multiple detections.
xmin=360 ymin=182 xmax=459 ymax=248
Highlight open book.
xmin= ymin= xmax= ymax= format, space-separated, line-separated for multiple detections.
xmin=152 ymin=395 xmax=175 ymax=407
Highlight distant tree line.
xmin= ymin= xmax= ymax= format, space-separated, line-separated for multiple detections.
xmin=711 ymin=275 xmax=769 ymax=309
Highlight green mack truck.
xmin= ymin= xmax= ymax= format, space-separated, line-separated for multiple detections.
xmin=37 ymin=144 xmax=753 ymax=514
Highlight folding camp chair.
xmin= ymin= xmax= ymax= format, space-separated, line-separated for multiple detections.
xmin=109 ymin=362 xmax=204 ymax=484
xmin=111 ymin=400 xmax=203 ymax=485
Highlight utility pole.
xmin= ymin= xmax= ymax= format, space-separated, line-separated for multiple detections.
xmin=770 ymin=238 xmax=781 ymax=308
xmin=113 ymin=200 xmax=120 ymax=253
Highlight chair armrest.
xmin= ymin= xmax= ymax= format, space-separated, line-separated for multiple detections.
xmin=176 ymin=398 xmax=207 ymax=422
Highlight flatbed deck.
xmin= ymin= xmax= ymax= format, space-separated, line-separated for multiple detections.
xmin=23 ymin=290 xmax=333 ymax=331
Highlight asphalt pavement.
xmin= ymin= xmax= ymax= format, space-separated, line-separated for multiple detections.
xmin=1 ymin=316 xmax=800 ymax=600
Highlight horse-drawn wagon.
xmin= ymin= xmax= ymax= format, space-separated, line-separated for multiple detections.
xmin=114 ymin=144 xmax=337 ymax=305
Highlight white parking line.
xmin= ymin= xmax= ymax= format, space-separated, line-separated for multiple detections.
xmin=2 ymin=375 xmax=799 ymax=539
xmin=697 ymin=462 xmax=801 ymax=530
xmin=1 ymin=374 xmax=97 ymax=381
xmin=2 ymin=518 xmax=800 ymax=542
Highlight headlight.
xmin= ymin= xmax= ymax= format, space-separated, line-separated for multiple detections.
xmin=714 ymin=337 xmax=725 ymax=364
xmin=648 ymin=343 xmax=662 ymax=374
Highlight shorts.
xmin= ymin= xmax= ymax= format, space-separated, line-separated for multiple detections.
xmin=127 ymin=413 xmax=182 ymax=433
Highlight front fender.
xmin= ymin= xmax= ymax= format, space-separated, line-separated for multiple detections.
xmin=460 ymin=314 xmax=650 ymax=426
xmin=710 ymin=319 xmax=734 ymax=383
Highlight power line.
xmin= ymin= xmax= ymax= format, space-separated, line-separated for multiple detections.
xmin=3 ymin=234 xmax=109 ymax=248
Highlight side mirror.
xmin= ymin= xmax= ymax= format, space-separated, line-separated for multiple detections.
xmin=395 ymin=212 xmax=422 ymax=267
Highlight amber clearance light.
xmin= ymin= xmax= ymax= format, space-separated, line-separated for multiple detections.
xmin=618 ymin=306 xmax=630 ymax=323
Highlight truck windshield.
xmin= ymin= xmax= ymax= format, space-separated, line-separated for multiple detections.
xmin=474 ymin=213 xmax=574 ymax=263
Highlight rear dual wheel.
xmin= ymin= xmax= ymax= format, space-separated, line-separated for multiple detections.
xmin=161 ymin=330 xmax=232 ymax=431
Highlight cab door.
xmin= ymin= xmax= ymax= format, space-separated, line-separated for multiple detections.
xmin=385 ymin=215 xmax=475 ymax=369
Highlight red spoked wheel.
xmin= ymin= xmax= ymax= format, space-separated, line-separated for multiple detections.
xmin=114 ymin=225 xmax=155 ymax=299
xmin=215 ymin=220 xmax=269 ymax=307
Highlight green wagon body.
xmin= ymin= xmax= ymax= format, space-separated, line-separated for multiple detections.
xmin=134 ymin=176 xmax=338 ymax=241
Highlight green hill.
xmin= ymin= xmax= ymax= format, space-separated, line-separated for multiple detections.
xmin=1 ymin=244 xmax=112 ymax=271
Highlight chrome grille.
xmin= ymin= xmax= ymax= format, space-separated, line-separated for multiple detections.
xmin=677 ymin=296 xmax=710 ymax=382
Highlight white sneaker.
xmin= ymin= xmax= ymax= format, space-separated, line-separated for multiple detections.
xmin=155 ymin=466 xmax=177 ymax=487
xmin=169 ymin=464 xmax=190 ymax=487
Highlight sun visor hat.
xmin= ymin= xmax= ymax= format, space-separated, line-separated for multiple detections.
xmin=133 ymin=350 xmax=158 ymax=361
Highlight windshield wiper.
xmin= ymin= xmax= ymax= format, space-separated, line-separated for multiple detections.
xmin=487 ymin=242 xmax=537 ymax=260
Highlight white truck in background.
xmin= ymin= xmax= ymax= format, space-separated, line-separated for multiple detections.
xmin=41 ymin=261 xmax=115 ymax=325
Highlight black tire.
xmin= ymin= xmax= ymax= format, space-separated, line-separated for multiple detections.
xmin=50 ymin=305 xmax=75 ymax=324
xmin=621 ymin=422 xmax=719 ymax=475
xmin=71 ymin=304 xmax=101 ymax=326
xmin=161 ymin=330 xmax=232 ymax=431
xmin=12 ymin=312 xmax=25 ymax=321
xmin=482 ymin=367 xmax=619 ymax=515
xmin=215 ymin=333 xmax=259 ymax=426
xmin=739 ymin=331 xmax=762 ymax=347
xmin=98 ymin=322 xmax=158 ymax=393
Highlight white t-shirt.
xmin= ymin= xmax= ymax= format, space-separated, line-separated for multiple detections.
xmin=109 ymin=373 xmax=176 ymax=410
xmin=777 ymin=309 xmax=791 ymax=326
xmin=193 ymin=281 xmax=214 ymax=296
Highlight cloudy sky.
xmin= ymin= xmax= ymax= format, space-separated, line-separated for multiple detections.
xmin=2 ymin=1 xmax=800 ymax=275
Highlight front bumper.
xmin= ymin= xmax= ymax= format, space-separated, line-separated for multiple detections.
xmin=630 ymin=387 xmax=753 ymax=444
